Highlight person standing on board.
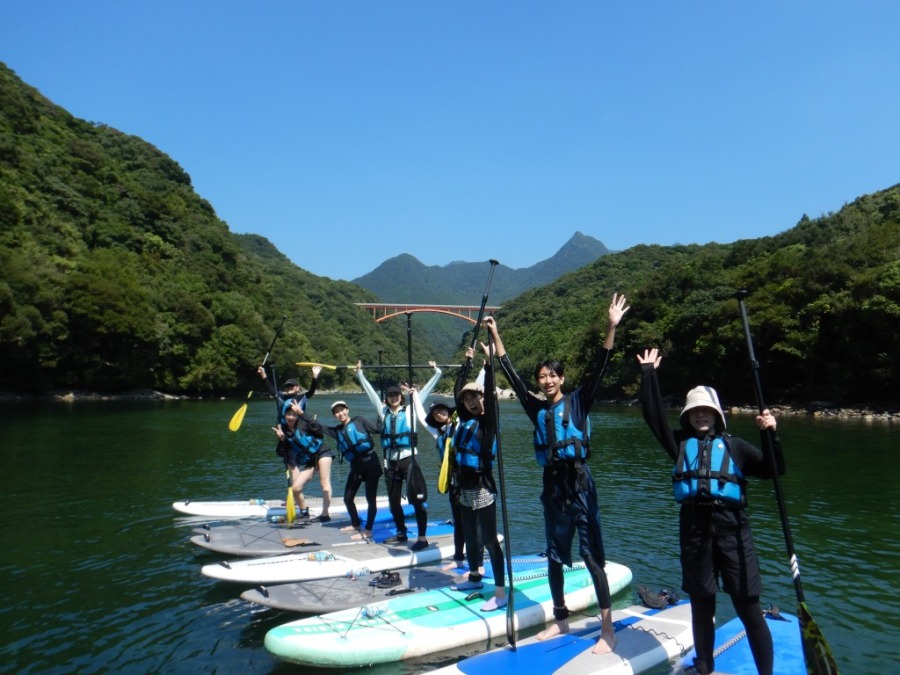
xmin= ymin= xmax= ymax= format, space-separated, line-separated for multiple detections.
xmin=259 ymin=364 xmax=321 ymax=419
xmin=447 ymin=342 xmax=507 ymax=612
xmin=272 ymin=399 xmax=333 ymax=520
xmin=356 ymin=360 xmax=442 ymax=551
xmin=320 ymin=400 xmax=383 ymax=540
xmin=636 ymin=347 xmax=783 ymax=675
xmin=488 ymin=294 xmax=629 ymax=655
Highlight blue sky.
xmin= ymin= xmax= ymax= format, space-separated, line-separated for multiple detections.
xmin=3 ymin=2 xmax=898 ymax=281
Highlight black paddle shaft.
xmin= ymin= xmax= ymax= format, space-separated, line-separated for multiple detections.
xmin=262 ymin=316 xmax=288 ymax=368
xmin=736 ymin=290 xmax=805 ymax=603
xmin=464 ymin=260 xmax=500 ymax=379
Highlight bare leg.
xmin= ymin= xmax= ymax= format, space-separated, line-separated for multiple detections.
xmin=317 ymin=456 xmax=333 ymax=515
xmin=590 ymin=606 xmax=617 ymax=654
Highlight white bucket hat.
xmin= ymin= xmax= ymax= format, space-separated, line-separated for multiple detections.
xmin=679 ymin=385 xmax=726 ymax=432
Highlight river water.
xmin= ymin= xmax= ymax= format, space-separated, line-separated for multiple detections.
xmin=0 ymin=395 xmax=896 ymax=674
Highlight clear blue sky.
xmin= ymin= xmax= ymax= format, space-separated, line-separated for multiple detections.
xmin=3 ymin=2 xmax=898 ymax=281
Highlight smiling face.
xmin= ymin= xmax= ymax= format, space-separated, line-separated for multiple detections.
xmin=461 ymin=390 xmax=484 ymax=416
xmin=536 ymin=365 xmax=565 ymax=403
xmin=431 ymin=406 xmax=451 ymax=425
xmin=332 ymin=405 xmax=349 ymax=424
xmin=386 ymin=391 xmax=403 ymax=411
xmin=283 ymin=409 xmax=299 ymax=429
xmin=688 ymin=406 xmax=717 ymax=435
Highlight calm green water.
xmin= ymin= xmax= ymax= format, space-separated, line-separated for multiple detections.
xmin=0 ymin=396 xmax=896 ymax=674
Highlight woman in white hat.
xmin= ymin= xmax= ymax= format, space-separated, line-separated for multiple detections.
xmin=637 ymin=347 xmax=784 ymax=675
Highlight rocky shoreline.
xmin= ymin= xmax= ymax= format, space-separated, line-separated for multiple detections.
xmin=2 ymin=387 xmax=897 ymax=423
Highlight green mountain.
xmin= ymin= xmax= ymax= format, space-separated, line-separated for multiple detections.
xmin=490 ymin=186 xmax=900 ymax=408
xmin=352 ymin=231 xmax=610 ymax=304
xmin=0 ymin=63 xmax=414 ymax=395
xmin=2 ymin=61 xmax=897 ymax=407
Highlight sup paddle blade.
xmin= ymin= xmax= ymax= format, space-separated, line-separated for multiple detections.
xmin=228 ymin=403 xmax=249 ymax=432
xmin=800 ymin=602 xmax=840 ymax=674
xmin=285 ymin=471 xmax=296 ymax=524
xmin=438 ymin=437 xmax=452 ymax=494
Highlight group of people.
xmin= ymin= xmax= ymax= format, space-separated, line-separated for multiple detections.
xmin=262 ymin=291 xmax=784 ymax=675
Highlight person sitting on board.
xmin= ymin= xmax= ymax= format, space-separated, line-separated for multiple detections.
xmin=489 ymin=295 xmax=629 ymax=655
xmin=272 ymin=399 xmax=334 ymax=521
xmin=446 ymin=341 xmax=507 ymax=612
xmin=320 ymin=400 xmax=383 ymax=540
xmin=636 ymin=348 xmax=784 ymax=675
xmin=356 ymin=360 xmax=442 ymax=552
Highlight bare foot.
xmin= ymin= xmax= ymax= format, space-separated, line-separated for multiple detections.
xmin=340 ymin=525 xmax=359 ymax=533
xmin=350 ymin=529 xmax=372 ymax=541
xmin=442 ymin=560 xmax=465 ymax=571
xmin=536 ymin=619 xmax=568 ymax=641
xmin=591 ymin=631 xmax=617 ymax=655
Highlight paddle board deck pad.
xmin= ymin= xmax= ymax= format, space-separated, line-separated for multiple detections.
xmin=172 ymin=495 xmax=406 ymax=519
xmin=241 ymin=554 xmax=553 ymax=614
xmin=263 ymin=561 xmax=632 ymax=668
xmin=191 ymin=519 xmax=454 ymax=557
xmin=201 ymin=534 xmax=497 ymax=584
xmin=676 ymin=607 xmax=804 ymax=674
xmin=431 ymin=600 xmax=693 ymax=675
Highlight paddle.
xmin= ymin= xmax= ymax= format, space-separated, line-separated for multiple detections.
xmin=461 ymin=260 xmax=499 ymax=382
xmin=736 ymin=290 xmax=839 ymax=675
xmin=488 ymin=331 xmax=516 ymax=649
xmin=271 ymin=366 xmax=296 ymax=524
xmin=296 ymin=361 xmax=463 ymax=370
xmin=228 ymin=316 xmax=287 ymax=432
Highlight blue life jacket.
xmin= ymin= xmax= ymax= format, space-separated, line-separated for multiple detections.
xmin=452 ymin=418 xmax=496 ymax=472
xmin=533 ymin=396 xmax=590 ymax=466
xmin=381 ymin=409 xmax=412 ymax=451
xmin=285 ymin=425 xmax=323 ymax=465
xmin=336 ymin=419 xmax=374 ymax=461
xmin=672 ymin=436 xmax=744 ymax=505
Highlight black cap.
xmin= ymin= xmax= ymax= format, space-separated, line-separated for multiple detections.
xmin=425 ymin=401 xmax=455 ymax=428
xmin=282 ymin=378 xmax=300 ymax=389
xmin=385 ymin=384 xmax=402 ymax=396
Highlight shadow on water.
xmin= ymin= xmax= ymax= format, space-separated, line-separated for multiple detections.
xmin=0 ymin=398 xmax=896 ymax=673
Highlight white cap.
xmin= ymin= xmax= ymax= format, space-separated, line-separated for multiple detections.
xmin=679 ymin=386 xmax=726 ymax=432
xmin=330 ymin=400 xmax=348 ymax=412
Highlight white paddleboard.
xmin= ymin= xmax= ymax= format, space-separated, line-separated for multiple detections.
xmin=241 ymin=554 xmax=551 ymax=613
xmin=201 ymin=533 xmax=468 ymax=584
xmin=173 ymin=494 xmax=399 ymax=519
xmin=432 ymin=599 xmax=693 ymax=675
xmin=263 ymin=561 xmax=632 ymax=668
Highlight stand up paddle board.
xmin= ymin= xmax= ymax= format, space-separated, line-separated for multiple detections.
xmin=172 ymin=495 xmax=406 ymax=519
xmin=675 ymin=606 xmax=804 ymax=674
xmin=201 ymin=533 xmax=491 ymax=584
xmin=191 ymin=519 xmax=453 ymax=557
xmin=432 ymin=599 xmax=693 ymax=675
xmin=263 ymin=561 xmax=632 ymax=668
xmin=241 ymin=554 xmax=552 ymax=614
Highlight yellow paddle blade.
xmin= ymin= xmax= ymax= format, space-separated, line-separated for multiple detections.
xmin=296 ymin=362 xmax=338 ymax=370
xmin=286 ymin=476 xmax=296 ymax=523
xmin=228 ymin=403 xmax=248 ymax=432
xmin=438 ymin=437 xmax=452 ymax=494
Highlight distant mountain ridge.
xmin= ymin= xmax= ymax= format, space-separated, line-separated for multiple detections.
xmin=352 ymin=232 xmax=610 ymax=303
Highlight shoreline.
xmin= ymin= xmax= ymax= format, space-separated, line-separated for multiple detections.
xmin=1 ymin=388 xmax=897 ymax=423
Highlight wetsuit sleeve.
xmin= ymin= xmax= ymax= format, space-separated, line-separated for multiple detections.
xmin=320 ymin=423 xmax=339 ymax=440
xmin=480 ymin=362 xmax=498 ymax=449
xmin=299 ymin=413 xmax=324 ymax=438
xmin=356 ymin=369 xmax=385 ymax=422
xmin=361 ymin=416 xmax=382 ymax=436
xmin=639 ymin=363 xmax=680 ymax=462
xmin=729 ymin=434 xmax=785 ymax=479
xmin=301 ymin=376 xmax=318 ymax=400
xmin=261 ymin=375 xmax=277 ymax=397
xmin=578 ymin=345 xmax=613 ymax=412
xmin=453 ymin=365 xmax=475 ymax=422
xmin=497 ymin=353 xmax=542 ymax=425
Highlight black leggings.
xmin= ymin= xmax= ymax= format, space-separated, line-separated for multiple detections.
xmin=690 ymin=594 xmax=774 ymax=675
xmin=385 ymin=457 xmax=428 ymax=536
xmin=548 ymin=553 xmax=610 ymax=621
xmin=459 ymin=499 xmax=504 ymax=588
xmin=343 ymin=454 xmax=382 ymax=531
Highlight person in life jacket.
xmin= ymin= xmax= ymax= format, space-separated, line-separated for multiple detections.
xmin=320 ymin=401 xmax=383 ymax=540
xmin=417 ymin=396 xmax=467 ymax=567
xmin=259 ymin=364 xmax=321 ymax=423
xmin=489 ymin=293 xmax=630 ymax=656
xmin=272 ymin=399 xmax=334 ymax=520
xmin=446 ymin=342 xmax=507 ymax=612
xmin=637 ymin=348 xmax=785 ymax=675
xmin=356 ymin=360 xmax=442 ymax=552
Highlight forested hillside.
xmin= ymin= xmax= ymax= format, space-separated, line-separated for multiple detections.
xmin=0 ymin=63 xmax=411 ymax=394
xmin=2 ymin=61 xmax=897 ymax=407
xmin=490 ymin=186 xmax=899 ymax=408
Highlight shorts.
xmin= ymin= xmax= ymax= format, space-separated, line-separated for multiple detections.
xmin=679 ymin=503 xmax=764 ymax=598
